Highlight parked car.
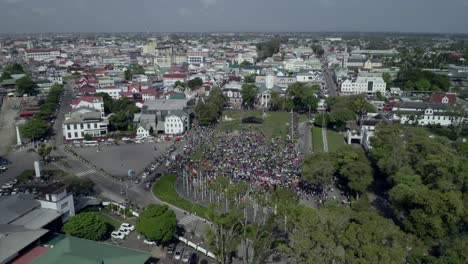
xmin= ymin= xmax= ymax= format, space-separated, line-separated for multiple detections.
xmin=120 ymin=223 xmax=135 ymax=231
xmin=167 ymin=244 xmax=175 ymax=254
xmin=118 ymin=228 xmax=130 ymax=236
xmin=182 ymin=251 xmax=190 ymax=263
xmin=174 ymin=246 xmax=184 ymax=260
xmin=111 ymin=231 xmax=125 ymax=239
xmin=143 ymin=239 xmax=156 ymax=246
xmin=121 ymin=137 xmax=131 ymax=141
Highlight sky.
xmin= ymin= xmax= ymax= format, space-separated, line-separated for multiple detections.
xmin=0 ymin=0 xmax=467 ymax=34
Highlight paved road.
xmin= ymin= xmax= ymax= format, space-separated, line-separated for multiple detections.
xmin=323 ymin=68 xmax=339 ymax=96
xmin=298 ymin=122 xmax=312 ymax=154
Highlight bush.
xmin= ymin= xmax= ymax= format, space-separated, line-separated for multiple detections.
xmin=241 ymin=116 xmax=264 ymax=124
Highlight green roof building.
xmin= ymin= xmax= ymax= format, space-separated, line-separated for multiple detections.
xmin=33 ymin=236 xmax=151 ymax=264
xmin=168 ymin=93 xmax=187 ymax=100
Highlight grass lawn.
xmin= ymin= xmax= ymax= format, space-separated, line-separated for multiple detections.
xmin=312 ymin=126 xmax=324 ymax=153
xmin=153 ymin=174 xmax=209 ymax=218
xmin=219 ymin=110 xmax=299 ymax=139
xmin=327 ymin=130 xmax=345 ymax=152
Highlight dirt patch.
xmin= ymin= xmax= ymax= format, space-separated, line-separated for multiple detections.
xmin=0 ymin=97 xmax=21 ymax=156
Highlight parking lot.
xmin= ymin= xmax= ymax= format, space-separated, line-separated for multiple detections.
xmin=72 ymin=140 xmax=172 ymax=178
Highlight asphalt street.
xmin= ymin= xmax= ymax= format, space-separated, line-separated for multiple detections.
xmin=324 ymin=68 xmax=339 ymax=96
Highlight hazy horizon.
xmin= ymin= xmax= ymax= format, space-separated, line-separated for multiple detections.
xmin=1 ymin=0 xmax=468 ymax=34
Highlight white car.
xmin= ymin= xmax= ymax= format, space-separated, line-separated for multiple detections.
xmin=118 ymin=228 xmax=130 ymax=235
xmin=143 ymin=239 xmax=156 ymax=246
xmin=120 ymin=223 xmax=135 ymax=231
xmin=122 ymin=137 xmax=131 ymax=141
xmin=111 ymin=231 xmax=125 ymax=239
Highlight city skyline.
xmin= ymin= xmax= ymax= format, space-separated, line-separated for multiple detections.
xmin=1 ymin=0 xmax=468 ymax=34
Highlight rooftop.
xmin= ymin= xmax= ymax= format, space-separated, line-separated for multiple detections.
xmin=144 ymin=98 xmax=189 ymax=111
xmin=32 ymin=236 xmax=151 ymax=264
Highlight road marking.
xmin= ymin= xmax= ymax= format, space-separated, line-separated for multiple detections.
xmin=76 ymin=170 xmax=95 ymax=177
xmin=178 ymin=215 xmax=197 ymax=225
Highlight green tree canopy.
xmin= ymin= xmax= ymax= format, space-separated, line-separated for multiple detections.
xmin=287 ymin=82 xmax=319 ymax=112
xmin=188 ymin=77 xmax=203 ymax=88
xmin=63 ymin=212 xmax=109 ymax=241
xmin=0 ymin=71 xmax=12 ymax=81
xmin=244 ymin=73 xmax=257 ymax=84
xmin=136 ymin=204 xmax=177 ymax=244
xmin=281 ymin=206 xmax=425 ymax=264
xmin=37 ymin=144 xmax=53 ymax=163
xmin=16 ymin=75 xmax=36 ymax=95
xmin=20 ymin=118 xmax=49 ymax=141
xmin=241 ymin=84 xmax=257 ymax=108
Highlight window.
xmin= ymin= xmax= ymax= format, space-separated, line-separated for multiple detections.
xmin=87 ymin=123 xmax=91 ymax=129
xmin=74 ymin=124 xmax=77 ymax=130
xmin=68 ymin=133 xmax=71 ymax=138
xmin=61 ymin=201 xmax=69 ymax=210
xmin=94 ymin=123 xmax=97 ymax=129
xmin=74 ymin=132 xmax=78 ymax=138
xmin=67 ymin=125 xmax=71 ymax=130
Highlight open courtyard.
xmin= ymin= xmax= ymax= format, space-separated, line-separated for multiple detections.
xmin=72 ymin=141 xmax=172 ymax=178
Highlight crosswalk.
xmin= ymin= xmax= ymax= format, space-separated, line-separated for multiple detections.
xmin=75 ymin=170 xmax=96 ymax=177
xmin=51 ymin=162 xmax=96 ymax=178
xmin=178 ymin=215 xmax=198 ymax=226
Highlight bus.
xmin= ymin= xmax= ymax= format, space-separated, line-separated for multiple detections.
xmin=82 ymin=140 xmax=99 ymax=147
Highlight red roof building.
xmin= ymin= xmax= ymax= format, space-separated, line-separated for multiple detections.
xmin=429 ymin=93 xmax=457 ymax=105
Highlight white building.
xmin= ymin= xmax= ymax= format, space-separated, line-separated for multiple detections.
xmin=97 ymin=87 xmax=122 ymax=100
xmin=340 ymin=74 xmax=387 ymax=95
xmin=25 ymin=48 xmax=61 ymax=61
xmin=38 ymin=183 xmax=75 ymax=221
xmin=163 ymin=74 xmax=186 ymax=86
xmin=71 ymin=96 xmax=105 ymax=118
xmin=136 ymin=125 xmax=150 ymax=138
xmin=63 ymin=108 xmax=108 ymax=140
xmin=188 ymin=56 xmax=204 ymax=64
xmin=392 ymin=101 xmax=461 ymax=126
xmin=164 ymin=112 xmax=189 ymax=135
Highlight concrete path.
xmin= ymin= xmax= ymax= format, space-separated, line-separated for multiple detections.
xmin=322 ymin=125 xmax=329 ymax=153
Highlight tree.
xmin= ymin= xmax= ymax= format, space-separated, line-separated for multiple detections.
xmin=301 ymin=153 xmax=335 ymax=187
xmin=20 ymin=118 xmax=49 ymax=141
xmin=174 ymin=80 xmax=187 ymax=89
xmin=270 ymin=91 xmax=284 ymax=111
xmin=256 ymin=38 xmax=285 ymax=61
xmin=241 ymin=84 xmax=257 ymax=109
xmin=63 ymin=212 xmax=109 ymax=241
xmin=281 ymin=206 xmax=425 ymax=264
xmin=0 ymin=71 xmax=12 ymax=81
xmin=124 ymin=69 xmax=132 ymax=81
xmin=188 ymin=77 xmax=203 ymax=88
xmin=195 ymin=102 xmax=219 ymax=126
xmin=339 ymin=161 xmax=373 ymax=199
xmin=16 ymin=76 xmax=36 ymax=95
xmin=382 ymin=72 xmax=392 ymax=86
xmin=37 ymin=144 xmax=53 ymax=163
xmin=351 ymin=96 xmax=375 ymax=116
xmin=205 ymin=204 xmax=243 ymax=264
xmin=84 ymin=133 xmax=93 ymax=141
xmin=287 ymin=82 xmax=319 ymax=112
xmin=4 ymin=63 xmax=24 ymax=74
xmin=244 ymin=74 xmax=256 ymax=84
xmin=240 ymin=61 xmax=253 ymax=68
xmin=136 ymin=204 xmax=177 ymax=244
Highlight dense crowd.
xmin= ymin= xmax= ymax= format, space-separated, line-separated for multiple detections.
xmin=170 ymin=126 xmax=340 ymax=203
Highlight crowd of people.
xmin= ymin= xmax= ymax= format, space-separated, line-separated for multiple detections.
xmin=169 ymin=126 xmax=340 ymax=204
